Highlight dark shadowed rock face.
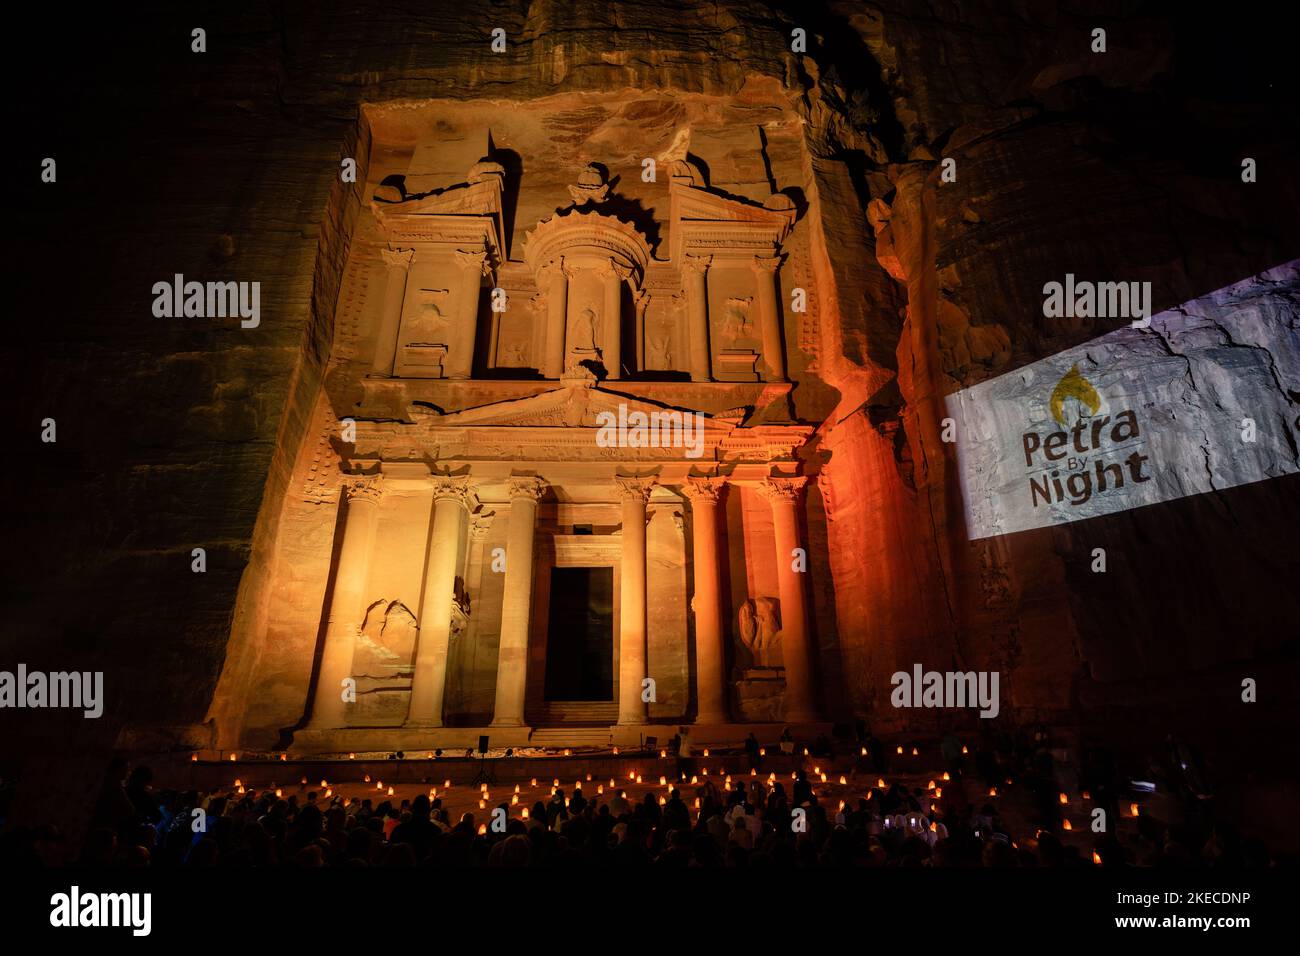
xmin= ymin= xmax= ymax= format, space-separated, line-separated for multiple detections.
xmin=7 ymin=1 xmax=1298 ymax=770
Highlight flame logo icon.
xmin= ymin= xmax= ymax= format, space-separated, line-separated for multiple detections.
xmin=1050 ymin=364 xmax=1101 ymax=425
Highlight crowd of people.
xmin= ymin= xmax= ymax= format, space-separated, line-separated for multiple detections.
xmin=0 ymin=726 xmax=1274 ymax=867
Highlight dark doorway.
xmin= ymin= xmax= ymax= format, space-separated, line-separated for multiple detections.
xmin=544 ymin=566 xmax=614 ymax=701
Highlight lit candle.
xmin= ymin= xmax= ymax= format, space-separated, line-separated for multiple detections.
xmin=751 ymin=769 xmax=756 ymax=776
xmin=1093 ymin=850 xmax=1102 ymax=864
xmin=190 ymin=753 xmax=198 ymax=762
xmin=478 ymin=824 xmax=487 ymax=835
xmin=628 ymin=771 xmax=635 ymax=781
xmin=364 ymin=774 xmax=372 ymax=783
xmin=234 ymin=779 xmax=242 ymax=788
xmin=349 ymin=753 xmax=356 ymax=760
xmin=989 ymin=787 xmax=998 ymax=797
xmin=861 ymin=747 xmax=867 ymax=756
xmin=522 ymin=809 xmax=530 ymax=819
xmin=530 ymin=778 xmax=537 ymax=787
xmin=636 ymin=774 xmax=643 ymax=784
xmin=1059 ymin=792 xmax=1068 ymax=805
xmin=1082 ymin=791 xmax=1091 ymax=800
xmin=1130 ymin=803 xmax=1140 ymax=817
xmin=911 ymin=747 xmax=918 ymax=756
xmin=479 ymin=799 xmax=486 ymax=809
xmin=275 ymin=788 xmax=282 ymax=797
xmin=300 ymin=777 xmax=308 ymax=786
xmin=514 ymin=784 xmax=520 ymax=793
xmin=613 ymin=747 xmax=619 ymax=755
xmin=934 ymin=788 xmax=942 ymax=798
xmin=598 ymin=785 xmax=604 ymax=795
xmin=690 ymin=776 xmax=698 ymax=784
xmin=942 ymin=772 xmax=950 ymax=781
xmin=444 ymin=780 xmax=451 ymax=789
xmin=660 ymin=797 xmax=666 ymax=806
xmin=839 ymin=775 xmax=846 ymax=785
xmin=759 ymin=748 xmax=766 ymax=757
xmin=609 ymin=778 xmax=615 ymax=788
xmin=553 ymin=778 xmax=559 ymax=787
xmin=511 ymin=795 xmax=518 ymax=805
xmin=896 ymin=746 xmax=903 ymax=755
xmin=320 ymin=779 xmax=328 ymax=788
xmin=325 ymin=788 xmax=332 ymax=797
xmin=376 ymin=781 xmax=383 ymax=790
xmin=564 ymin=749 xmax=571 ymax=756
xmin=280 ymin=754 xmax=287 ymax=762
xmin=387 ymin=786 xmax=394 ymax=796
xmin=962 ymin=745 xmax=968 ymax=754
xmin=230 ymin=753 xmax=238 ymax=762
xmin=877 ymin=778 xmax=885 ymax=788
xmin=703 ymin=749 xmax=710 ymax=757
xmin=1063 ymin=819 xmax=1073 ymax=830
xmin=927 ymin=780 xmax=936 ymax=790
xmin=586 ymin=774 xmax=592 ymax=782
xmin=660 ymin=750 xmax=667 ymax=758
xmin=659 ymin=776 xmax=667 ymax=786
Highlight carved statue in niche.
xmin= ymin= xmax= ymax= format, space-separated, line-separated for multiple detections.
xmin=573 ymin=306 xmax=599 ymax=351
xmin=720 ymin=297 xmax=753 ymax=343
xmin=407 ymin=289 xmax=451 ymax=344
xmin=353 ymin=599 xmax=418 ymax=677
xmin=450 ymin=576 xmax=471 ymax=643
xmin=736 ymin=597 xmax=783 ymax=669
xmin=649 ymin=318 xmax=673 ymax=368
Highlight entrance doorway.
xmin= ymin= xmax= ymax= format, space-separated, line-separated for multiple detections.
xmin=543 ymin=566 xmax=615 ymax=701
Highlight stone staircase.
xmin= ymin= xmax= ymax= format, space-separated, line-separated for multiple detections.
xmin=528 ymin=726 xmax=614 ymax=748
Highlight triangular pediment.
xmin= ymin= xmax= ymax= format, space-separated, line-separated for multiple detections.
xmin=412 ymin=383 xmax=730 ymax=431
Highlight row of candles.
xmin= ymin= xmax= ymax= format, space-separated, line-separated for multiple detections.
xmin=195 ymin=742 xmax=966 ymax=763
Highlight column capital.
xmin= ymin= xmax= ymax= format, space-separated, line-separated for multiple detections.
xmin=613 ymin=476 xmax=657 ymax=503
xmin=758 ymin=476 xmax=808 ymax=502
xmin=542 ymin=257 xmax=573 ymax=282
xmin=429 ymin=475 xmax=478 ymax=508
xmin=600 ymin=258 xmax=635 ymax=283
xmin=679 ymin=476 xmax=726 ymax=503
xmin=341 ymin=473 xmax=384 ymax=504
xmin=752 ymin=254 xmax=782 ymax=275
xmin=506 ymin=476 xmax=548 ymax=502
xmin=454 ymin=247 xmax=491 ymax=276
xmin=380 ymin=247 xmax=415 ymax=271
xmin=469 ymin=511 xmax=496 ymax=539
xmin=682 ymin=253 xmax=713 ymax=276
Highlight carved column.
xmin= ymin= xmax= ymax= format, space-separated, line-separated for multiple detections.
xmin=307 ymin=475 xmax=383 ymax=729
xmin=601 ymin=261 xmax=632 ymax=379
xmin=615 ymin=477 xmax=656 ymax=725
xmin=683 ymin=254 xmax=712 ymax=382
xmin=409 ymin=476 xmax=477 ymax=727
xmin=752 ymin=255 xmax=786 ymax=381
xmin=449 ymin=248 xmax=488 ymax=380
xmin=492 ymin=477 xmax=547 ymax=727
xmin=681 ymin=478 xmax=729 ymax=725
xmin=759 ymin=477 xmax=820 ymax=721
xmin=633 ymin=289 xmax=650 ymax=374
xmin=543 ymin=259 xmax=569 ymax=379
xmin=371 ymin=249 xmax=414 ymax=377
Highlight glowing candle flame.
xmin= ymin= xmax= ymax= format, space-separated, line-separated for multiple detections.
xmin=230 ymin=754 xmax=238 ymax=762
xmin=597 ymin=785 xmax=604 ymax=794
xmin=911 ymin=747 xmax=918 ymax=756
xmin=1059 ymin=792 xmax=1068 ymax=805
xmin=190 ymin=753 xmax=198 ymax=762
xmin=387 ymin=786 xmax=394 ymax=796
xmin=896 ymin=746 xmax=903 ymax=755
xmin=989 ymin=787 xmax=998 ymax=797
xmin=522 ymin=809 xmax=529 ymax=819
xmin=478 ymin=824 xmax=487 ymax=835
xmin=1093 ymin=850 xmax=1102 ymax=865
xmin=942 ymin=772 xmax=950 ymax=782
xmin=1063 ymin=819 xmax=1073 ymax=831
xmin=234 ymin=779 xmax=242 ymax=788
xmin=839 ymin=776 xmax=846 ymax=785
xmin=1130 ymin=803 xmax=1140 ymax=817
xmin=275 ymin=789 xmax=282 ymax=797
xmin=877 ymin=778 xmax=885 ymax=788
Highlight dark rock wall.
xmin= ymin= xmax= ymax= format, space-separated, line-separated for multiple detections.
xmin=7 ymin=2 xmax=1298 ymax=766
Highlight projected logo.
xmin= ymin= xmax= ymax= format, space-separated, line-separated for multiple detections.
xmin=1021 ymin=365 xmax=1151 ymax=511
xmin=946 ymin=262 xmax=1300 ymax=539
